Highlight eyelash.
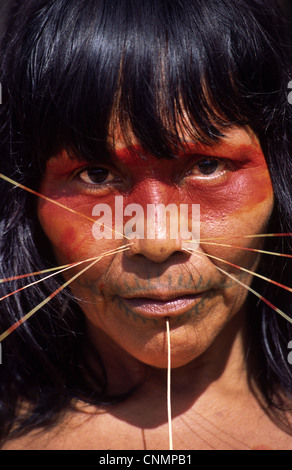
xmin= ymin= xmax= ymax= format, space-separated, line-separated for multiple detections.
xmin=75 ymin=157 xmax=230 ymax=192
xmin=76 ymin=166 xmax=119 ymax=188
xmin=185 ymin=157 xmax=229 ymax=182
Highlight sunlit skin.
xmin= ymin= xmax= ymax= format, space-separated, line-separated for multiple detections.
xmin=6 ymin=125 xmax=292 ymax=450
xmin=38 ymin=126 xmax=274 ymax=375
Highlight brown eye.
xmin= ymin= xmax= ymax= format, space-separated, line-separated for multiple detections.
xmin=189 ymin=158 xmax=227 ymax=178
xmin=197 ymin=159 xmax=219 ymax=175
xmin=79 ymin=167 xmax=114 ymax=185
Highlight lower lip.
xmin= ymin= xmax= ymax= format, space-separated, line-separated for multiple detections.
xmin=120 ymin=294 xmax=204 ymax=318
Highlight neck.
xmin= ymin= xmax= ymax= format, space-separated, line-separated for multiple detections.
xmin=85 ymin=308 xmax=249 ymax=405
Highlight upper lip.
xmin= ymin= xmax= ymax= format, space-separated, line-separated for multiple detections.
xmin=120 ymin=290 xmax=205 ymax=301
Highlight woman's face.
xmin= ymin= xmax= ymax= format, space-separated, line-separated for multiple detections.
xmin=38 ymin=127 xmax=274 ymax=369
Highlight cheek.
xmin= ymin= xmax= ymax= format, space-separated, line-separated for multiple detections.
xmin=38 ymin=199 xmax=121 ymax=308
xmin=194 ymin=169 xmax=274 ymax=279
xmin=38 ymin=195 xmax=109 ymax=263
xmin=192 ymin=167 xmax=274 ymax=233
xmin=38 ymin=164 xmax=274 ymax=262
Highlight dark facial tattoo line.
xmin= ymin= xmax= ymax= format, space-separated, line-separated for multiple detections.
xmin=75 ymin=269 xmax=249 ymax=297
xmin=74 ymin=271 xmax=250 ymax=326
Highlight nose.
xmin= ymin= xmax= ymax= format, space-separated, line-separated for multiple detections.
xmin=126 ymin=237 xmax=183 ymax=263
xmin=121 ymin=179 xmax=198 ymax=263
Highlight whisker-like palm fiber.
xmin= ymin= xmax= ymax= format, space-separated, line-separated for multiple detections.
xmin=166 ymin=318 xmax=173 ymax=451
xmin=0 ymin=245 xmax=132 ymax=343
xmin=183 ymin=240 xmax=292 ymax=259
xmin=192 ymin=233 xmax=292 ymax=242
xmin=0 ymin=262 xmax=88 ymax=284
xmin=2 ymin=174 xmax=292 ymax=246
xmin=0 ymin=262 xmax=86 ymax=302
xmin=188 ymin=248 xmax=292 ymax=293
xmin=1 ymin=171 xmax=291 ymax=447
xmin=183 ymin=248 xmax=292 ymax=324
xmin=0 ymin=173 xmax=128 ymax=241
xmin=0 ymin=245 xmax=133 ymax=302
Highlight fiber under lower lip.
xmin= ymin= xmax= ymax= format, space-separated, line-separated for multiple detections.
xmin=122 ymin=295 xmax=201 ymax=315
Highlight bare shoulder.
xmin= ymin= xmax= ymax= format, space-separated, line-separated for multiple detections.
xmin=1 ymin=405 xmax=107 ymax=450
xmin=3 ymin=399 xmax=292 ymax=450
xmin=1 ymin=402 xmax=152 ymax=450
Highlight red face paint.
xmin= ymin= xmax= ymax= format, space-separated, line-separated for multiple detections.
xmin=37 ymin=126 xmax=274 ymax=369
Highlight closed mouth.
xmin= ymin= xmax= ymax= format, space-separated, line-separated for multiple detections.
xmin=119 ymin=292 xmax=206 ymax=317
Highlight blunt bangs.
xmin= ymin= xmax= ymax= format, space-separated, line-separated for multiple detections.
xmin=1 ymin=0 xmax=292 ymax=444
xmin=1 ymin=0 xmax=289 ymax=172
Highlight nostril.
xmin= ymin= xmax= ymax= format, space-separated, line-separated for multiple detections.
xmin=126 ymin=238 xmax=183 ymax=263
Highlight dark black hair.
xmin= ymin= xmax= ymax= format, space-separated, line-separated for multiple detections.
xmin=0 ymin=0 xmax=292 ymax=445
